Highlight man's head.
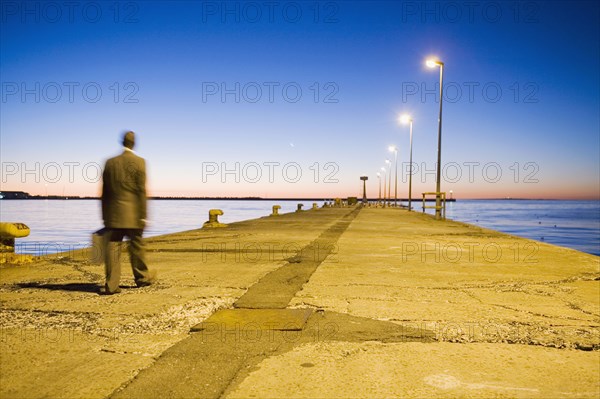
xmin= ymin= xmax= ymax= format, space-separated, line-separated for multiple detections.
xmin=122 ymin=131 xmax=135 ymax=149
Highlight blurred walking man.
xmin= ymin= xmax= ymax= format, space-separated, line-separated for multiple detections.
xmin=100 ymin=131 xmax=156 ymax=295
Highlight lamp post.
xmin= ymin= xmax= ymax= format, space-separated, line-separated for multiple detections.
xmin=426 ymin=58 xmax=445 ymax=220
xmin=389 ymin=145 xmax=398 ymax=207
xmin=381 ymin=167 xmax=387 ymax=207
xmin=400 ymin=114 xmax=414 ymax=211
xmin=377 ymin=172 xmax=381 ymax=204
xmin=385 ymin=159 xmax=391 ymax=207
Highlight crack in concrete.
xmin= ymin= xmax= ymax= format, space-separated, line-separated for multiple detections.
xmin=233 ymin=207 xmax=361 ymax=309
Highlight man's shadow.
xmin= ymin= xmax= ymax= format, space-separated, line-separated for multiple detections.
xmin=17 ymin=282 xmax=101 ymax=293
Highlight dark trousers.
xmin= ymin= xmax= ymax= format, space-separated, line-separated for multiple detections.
xmin=103 ymin=228 xmax=152 ymax=292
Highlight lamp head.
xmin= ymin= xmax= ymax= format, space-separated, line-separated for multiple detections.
xmin=400 ymin=114 xmax=412 ymax=124
xmin=388 ymin=145 xmax=397 ymax=152
xmin=426 ymin=58 xmax=443 ymax=68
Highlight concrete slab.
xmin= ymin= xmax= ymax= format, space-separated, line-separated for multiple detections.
xmin=225 ymin=341 xmax=600 ymax=399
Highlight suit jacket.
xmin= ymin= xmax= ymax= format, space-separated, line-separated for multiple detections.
xmin=102 ymin=150 xmax=147 ymax=229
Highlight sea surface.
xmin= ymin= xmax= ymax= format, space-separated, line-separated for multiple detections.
xmin=1 ymin=199 xmax=599 ymax=256
xmin=436 ymin=199 xmax=600 ymax=256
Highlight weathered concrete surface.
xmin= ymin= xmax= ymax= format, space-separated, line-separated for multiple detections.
xmin=224 ymin=208 xmax=599 ymax=398
xmin=111 ymin=207 xmax=435 ymax=399
xmin=111 ymin=310 xmax=432 ymax=399
xmin=289 ymin=209 xmax=600 ymax=349
xmin=226 ymin=341 xmax=599 ymax=399
xmin=1 ymin=206 xmax=599 ymax=398
xmin=0 ymin=208 xmax=352 ymax=399
xmin=234 ymin=206 xmax=360 ymax=308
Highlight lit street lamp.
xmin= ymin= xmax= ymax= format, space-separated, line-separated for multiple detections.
xmin=389 ymin=145 xmax=398 ymax=207
xmin=400 ymin=114 xmax=414 ymax=211
xmin=426 ymin=57 xmax=445 ymax=219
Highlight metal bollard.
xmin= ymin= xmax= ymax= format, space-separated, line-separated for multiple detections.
xmin=296 ymin=204 xmax=303 ymax=212
xmin=0 ymin=222 xmax=30 ymax=253
xmin=203 ymin=209 xmax=228 ymax=228
xmin=271 ymin=205 xmax=281 ymax=216
xmin=0 ymin=222 xmax=33 ymax=265
xmin=312 ymin=203 xmax=318 ymax=210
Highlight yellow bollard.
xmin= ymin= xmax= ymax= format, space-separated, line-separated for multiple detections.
xmin=271 ymin=205 xmax=281 ymax=216
xmin=203 ymin=209 xmax=228 ymax=228
xmin=0 ymin=222 xmax=33 ymax=264
xmin=0 ymin=222 xmax=30 ymax=252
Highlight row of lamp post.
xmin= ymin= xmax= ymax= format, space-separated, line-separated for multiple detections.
xmin=375 ymin=57 xmax=445 ymax=219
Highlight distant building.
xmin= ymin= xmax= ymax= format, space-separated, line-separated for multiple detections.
xmin=0 ymin=191 xmax=30 ymax=199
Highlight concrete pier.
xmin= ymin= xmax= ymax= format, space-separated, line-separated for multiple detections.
xmin=1 ymin=206 xmax=598 ymax=398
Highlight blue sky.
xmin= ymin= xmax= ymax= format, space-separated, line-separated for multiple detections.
xmin=1 ymin=0 xmax=599 ymax=199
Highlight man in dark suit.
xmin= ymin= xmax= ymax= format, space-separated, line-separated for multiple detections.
xmin=101 ymin=131 xmax=156 ymax=294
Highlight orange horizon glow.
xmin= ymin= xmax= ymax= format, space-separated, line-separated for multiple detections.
xmin=3 ymin=181 xmax=599 ymax=201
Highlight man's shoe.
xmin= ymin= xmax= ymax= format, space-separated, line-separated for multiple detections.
xmin=136 ymin=270 xmax=157 ymax=288
xmin=99 ymin=287 xmax=122 ymax=295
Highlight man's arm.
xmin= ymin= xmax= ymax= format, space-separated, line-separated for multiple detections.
xmin=101 ymin=160 xmax=110 ymax=223
xmin=138 ymin=158 xmax=147 ymax=226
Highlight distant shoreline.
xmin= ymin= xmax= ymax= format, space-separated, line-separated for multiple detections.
xmin=4 ymin=196 xmax=600 ymax=202
xmin=0 ymin=196 xmax=457 ymax=202
xmin=3 ymin=194 xmax=599 ymax=202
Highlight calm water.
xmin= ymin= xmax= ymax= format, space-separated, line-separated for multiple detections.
xmin=427 ymin=199 xmax=600 ymax=256
xmin=1 ymin=199 xmax=599 ymax=256
xmin=0 ymin=200 xmax=318 ymax=256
